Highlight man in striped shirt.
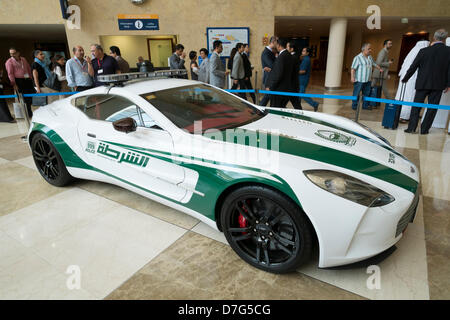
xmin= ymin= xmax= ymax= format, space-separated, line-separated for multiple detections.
xmin=351 ymin=43 xmax=383 ymax=110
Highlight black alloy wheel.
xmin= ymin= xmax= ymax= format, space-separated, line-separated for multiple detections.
xmin=31 ymin=133 xmax=73 ymax=187
xmin=221 ymin=186 xmax=313 ymax=274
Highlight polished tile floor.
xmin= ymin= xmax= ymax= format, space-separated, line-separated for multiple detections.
xmin=0 ymin=80 xmax=449 ymax=300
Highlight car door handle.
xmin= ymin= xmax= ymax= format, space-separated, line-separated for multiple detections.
xmin=87 ymin=133 xmax=96 ymax=138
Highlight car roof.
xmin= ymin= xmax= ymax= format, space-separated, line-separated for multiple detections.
xmin=70 ymin=78 xmax=202 ymax=99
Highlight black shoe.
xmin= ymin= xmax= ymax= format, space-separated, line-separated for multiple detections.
xmin=420 ymin=131 xmax=429 ymax=135
xmin=404 ymin=129 xmax=413 ymax=133
xmin=313 ymin=104 xmax=319 ymax=112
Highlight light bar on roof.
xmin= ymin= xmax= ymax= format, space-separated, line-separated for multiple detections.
xmin=97 ymin=70 xmax=187 ymax=85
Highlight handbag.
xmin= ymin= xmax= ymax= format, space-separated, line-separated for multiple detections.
xmin=13 ymin=90 xmax=24 ymax=118
xmin=43 ymin=72 xmax=61 ymax=91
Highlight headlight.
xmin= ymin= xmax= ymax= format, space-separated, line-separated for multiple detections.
xmin=304 ymin=170 xmax=395 ymax=207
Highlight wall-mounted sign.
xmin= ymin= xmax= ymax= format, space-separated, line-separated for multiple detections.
xmin=118 ymin=14 xmax=159 ymax=30
xmin=206 ymin=27 xmax=250 ymax=58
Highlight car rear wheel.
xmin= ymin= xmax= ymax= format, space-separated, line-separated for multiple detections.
xmin=221 ymin=185 xmax=313 ymax=274
xmin=31 ymin=133 xmax=73 ymax=187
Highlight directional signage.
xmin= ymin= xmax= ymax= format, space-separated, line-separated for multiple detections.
xmin=118 ymin=14 xmax=159 ymax=30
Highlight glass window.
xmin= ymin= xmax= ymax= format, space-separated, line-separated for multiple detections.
xmin=137 ymin=107 xmax=161 ymax=129
xmin=73 ymin=94 xmax=162 ymax=130
xmin=73 ymin=94 xmax=138 ymax=123
xmin=140 ymin=84 xmax=266 ymax=134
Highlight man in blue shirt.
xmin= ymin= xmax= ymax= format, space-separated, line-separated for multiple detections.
xmin=65 ymin=46 xmax=93 ymax=91
xmin=299 ymin=47 xmax=319 ymax=111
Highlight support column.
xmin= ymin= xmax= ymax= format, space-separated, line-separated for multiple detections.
xmin=325 ymin=18 xmax=347 ymax=91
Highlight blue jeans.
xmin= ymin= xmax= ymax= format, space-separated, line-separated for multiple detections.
xmin=352 ymin=81 xmax=371 ymax=110
xmin=299 ymin=84 xmax=318 ymax=107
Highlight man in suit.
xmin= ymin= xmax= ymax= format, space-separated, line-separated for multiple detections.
xmin=209 ymin=40 xmax=229 ymax=89
xmin=242 ymin=44 xmax=256 ymax=103
xmin=231 ymin=43 xmax=247 ymax=100
xmin=169 ymin=44 xmax=188 ymax=79
xmin=266 ymin=38 xmax=294 ymax=108
xmin=371 ymin=39 xmax=394 ymax=99
xmin=403 ymin=29 xmax=450 ymax=134
xmin=286 ymin=41 xmax=302 ymax=110
xmin=260 ymin=36 xmax=277 ymax=106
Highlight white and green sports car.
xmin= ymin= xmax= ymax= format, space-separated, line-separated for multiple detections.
xmin=28 ymin=72 xmax=420 ymax=273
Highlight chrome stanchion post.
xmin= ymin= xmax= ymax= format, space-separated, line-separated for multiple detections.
xmin=254 ymin=70 xmax=259 ymax=104
xmin=355 ymin=93 xmax=362 ymax=123
xmin=17 ymin=92 xmax=31 ymax=129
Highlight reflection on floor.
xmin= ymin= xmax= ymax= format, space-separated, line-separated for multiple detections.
xmin=0 ymin=82 xmax=449 ymax=300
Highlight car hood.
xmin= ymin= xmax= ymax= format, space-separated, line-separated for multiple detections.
xmin=239 ymin=108 xmax=419 ymax=190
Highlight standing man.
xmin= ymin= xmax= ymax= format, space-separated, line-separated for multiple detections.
xmin=266 ymin=38 xmax=294 ymax=108
xmin=87 ymin=44 xmax=120 ymax=87
xmin=260 ymin=36 xmax=277 ymax=106
xmin=350 ymin=43 xmax=383 ymax=110
xmin=109 ymin=46 xmax=130 ymax=73
xmin=299 ymin=47 xmax=319 ymax=111
xmin=403 ymin=29 xmax=450 ymax=134
xmin=137 ymin=56 xmax=154 ymax=73
xmin=242 ymin=44 xmax=256 ymax=103
xmin=286 ymin=41 xmax=302 ymax=110
xmin=169 ymin=44 xmax=188 ymax=79
xmin=5 ymin=47 xmax=35 ymax=117
xmin=371 ymin=39 xmax=394 ymax=99
xmin=198 ymin=48 xmax=210 ymax=83
xmin=231 ymin=43 xmax=247 ymax=100
xmin=209 ymin=40 xmax=229 ymax=89
xmin=65 ymin=46 xmax=93 ymax=92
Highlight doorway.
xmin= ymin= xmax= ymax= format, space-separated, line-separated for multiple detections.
xmin=147 ymin=38 xmax=175 ymax=68
xmin=317 ymin=38 xmax=329 ymax=71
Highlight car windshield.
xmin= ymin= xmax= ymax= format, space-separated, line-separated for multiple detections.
xmin=140 ymin=84 xmax=266 ymax=133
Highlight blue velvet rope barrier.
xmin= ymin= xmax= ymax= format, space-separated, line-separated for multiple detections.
xmin=23 ymin=91 xmax=80 ymax=97
xmin=1 ymin=89 xmax=450 ymax=111
xmin=363 ymin=96 xmax=450 ymax=111
xmin=259 ymin=90 xmax=358 ymax=101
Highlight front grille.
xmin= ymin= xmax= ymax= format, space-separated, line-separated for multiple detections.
xmin=395 ymin=191 xmax=420 ymax=237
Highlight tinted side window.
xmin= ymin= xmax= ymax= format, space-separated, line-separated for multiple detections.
xmin=74 ymin=94 xmax=139 ymax=124
xmin=137 ymin=107 xmax=160 ymax=129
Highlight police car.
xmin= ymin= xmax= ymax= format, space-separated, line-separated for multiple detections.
xmin=27 ymin=70 xmax=420 ymax=273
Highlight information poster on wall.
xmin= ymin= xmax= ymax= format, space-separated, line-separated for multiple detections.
xmin=118 ymin=14 xmax=159 ymax=30
xmin=206 ymin=27 xmax=250 ymax=58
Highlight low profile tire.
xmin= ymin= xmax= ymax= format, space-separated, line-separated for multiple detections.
xmin=31 ymin=133 xmax=73 ymax=187
xmin=221 ymin=185 xmax=313 ymax=274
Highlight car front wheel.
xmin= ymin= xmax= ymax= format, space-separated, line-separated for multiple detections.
xmin=31 ymin=132 xmax=73 ymax=187
xmin=221 ymin=185 xmax=313 ymax=274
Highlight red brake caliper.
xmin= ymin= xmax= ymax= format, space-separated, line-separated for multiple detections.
xmin=238 ymin=204 xmax=248 ymax=235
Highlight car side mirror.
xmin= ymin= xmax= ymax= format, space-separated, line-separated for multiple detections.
xmin=112 ymin=117 xmax=137 ymax=134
